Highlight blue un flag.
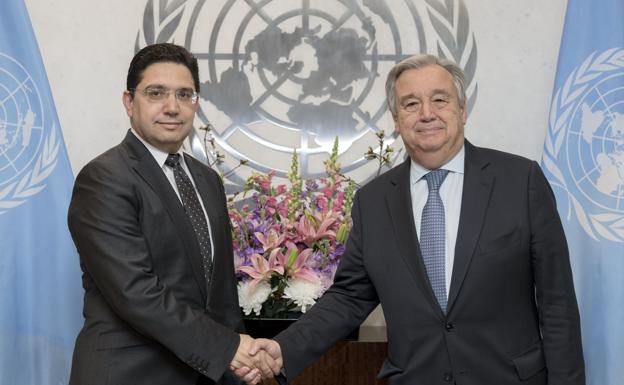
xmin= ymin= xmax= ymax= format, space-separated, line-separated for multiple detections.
xmin=0 ymin=1 xmax=82 ymax=384
xmin=542 ymin=1 xmax=624 ymax=384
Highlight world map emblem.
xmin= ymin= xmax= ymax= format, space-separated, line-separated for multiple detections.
xmin=0 ymin=53 xmax=59 ymax=214
xmin=136 ymin=0 xmax=477 ymax=189
xmin=544 ymin=48 xmax=624 ymax=242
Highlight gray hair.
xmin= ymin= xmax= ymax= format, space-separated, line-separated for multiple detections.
xmin=385 ymin=54 xmax=466 ymax=117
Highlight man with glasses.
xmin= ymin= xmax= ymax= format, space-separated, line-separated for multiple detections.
xmin=241 ymin=54 xmax=585 ymax=385
xmin=67 ymin=43 xmax=277 ymax=385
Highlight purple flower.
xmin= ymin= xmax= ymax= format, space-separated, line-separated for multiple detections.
xmin=329 ymin=244 xmax=345 ymax=260
xmin=242 ymin=247 xmax=256 ymax=259
xmin=306 ymin=180 xmax=319 ymax=191
xmin=251 ymin=222 xmax=268 ymax=235
xmin=250 ymin=209 xmax=262 ymax=221
xmin=312 ymin=250 xmax=323 ymax=263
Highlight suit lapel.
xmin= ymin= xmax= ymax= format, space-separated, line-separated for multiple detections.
xmin=386 ymin=159 xmax=445 ymax=318
xmin=122 ymin=132 xmax=208 ymax=300
xmin=447 ymin=142 xmax=494 ymax=312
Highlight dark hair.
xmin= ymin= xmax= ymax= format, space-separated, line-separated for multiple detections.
xmin=126 ymin=43 xmax=200 ymax=96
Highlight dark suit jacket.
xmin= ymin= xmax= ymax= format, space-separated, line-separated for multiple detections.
xmin=274 ymin=141 xmax=585 ymax=385
xmin=68 ymin=131 xmax=243 ymax=385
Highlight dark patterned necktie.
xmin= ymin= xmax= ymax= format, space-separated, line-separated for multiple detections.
xmin=421 ymin=169 xmax=449 ymax=313
xmin=165 ymin=154 xmax=213 ymax=292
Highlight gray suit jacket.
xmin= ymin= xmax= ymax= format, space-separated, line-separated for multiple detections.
xmin=274 ymin=141 xmax=585 ymax=385
xmin=68 ymin=131 xmax=243 ymax=385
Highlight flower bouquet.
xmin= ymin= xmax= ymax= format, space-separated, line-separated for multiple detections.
xmin=230 ymin=139 xmax=356 ymax=319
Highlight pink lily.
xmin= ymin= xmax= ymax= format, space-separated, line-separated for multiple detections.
xmin=270 ymin=247 xmax=289 ymax=271
xmin=237 ymin=250 xmax=285 ymax=287
xmin=255 ymin=229 xmax=286 ymax=251
xmin=295 ymin=211 xmax=337 ymax=247
xmin=286 ymin=247 xmax=320 ymax=284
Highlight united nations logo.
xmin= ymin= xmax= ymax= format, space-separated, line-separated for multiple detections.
xmin=0 ymin=53 xmax=59 ymax=214
xmin=136 ymin=0 xmax=477 ymax=188
xmin=544 ymin=48 xmax=624 ymax=242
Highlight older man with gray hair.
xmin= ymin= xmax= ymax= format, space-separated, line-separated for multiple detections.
xmin=241 ymin=53 xmax=585 ymax=385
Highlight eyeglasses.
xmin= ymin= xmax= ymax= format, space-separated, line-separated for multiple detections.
xmin=400 ymin=96 xmax=451 ymax=113
xmin=131 ymin=86 xmax=199 ymax=105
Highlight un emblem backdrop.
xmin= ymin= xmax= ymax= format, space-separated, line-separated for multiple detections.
xmin=134 ymin=0 xmax=478 ymax=190
xmin=0 ymin=53 xmax=59 ymax=212
xmin=545 ymin=48 xmax=624 ymax=242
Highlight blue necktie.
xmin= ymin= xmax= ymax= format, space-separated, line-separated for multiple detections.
xmin=165 ymin=154 xmax=213 ymax=294
xmin=421 ymin=169 xmax=449 ymax=313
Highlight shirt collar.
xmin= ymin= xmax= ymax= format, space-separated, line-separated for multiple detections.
xmin=131 ymin=128 xmax=184 ymax=168
xmin=410 ymin=144 xmax=465 ymax=184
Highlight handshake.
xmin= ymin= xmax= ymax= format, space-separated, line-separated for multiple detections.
xmin=230 ymin=334 xmax=283 ymax=384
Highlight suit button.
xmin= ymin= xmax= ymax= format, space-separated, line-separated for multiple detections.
xmin=445 ymin=323 xmax=454 ymax=331
xmin=444 ymin=372 xmax=453 ymax=382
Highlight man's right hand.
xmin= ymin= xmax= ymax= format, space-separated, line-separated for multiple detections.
xmin=232 ymin=338 xmax=283 ymax=383
xmin=250 ymin=338 xmax=282 ymax=370
xmin=230 ymin=334 xmax=281 ymax=384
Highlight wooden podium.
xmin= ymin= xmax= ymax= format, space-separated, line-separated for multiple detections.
xmin=260 ymin=326 xmax=388 ymax=385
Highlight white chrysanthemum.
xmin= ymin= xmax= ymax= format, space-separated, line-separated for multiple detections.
xmin=283 ymin=278 xmax=324 ymax=313
xmin=238 ymin=280 xmax=271 ymax=316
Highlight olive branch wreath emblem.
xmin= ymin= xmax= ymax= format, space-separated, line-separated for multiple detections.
xmin=135 ymin=0 xmax=186 ymax=51
xmin=543 ymin=48 xmax=624 ymax=242
xmin=425 ymin=0 xmax=478 ymax=111
xmin=0 ymin=124 xmax=61 ymax=215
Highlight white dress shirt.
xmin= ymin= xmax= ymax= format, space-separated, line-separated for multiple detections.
xmin=410 ymin=145 xmax=465 ymax=294
xmin=131 ymin=129 xmax=214 ymax=260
